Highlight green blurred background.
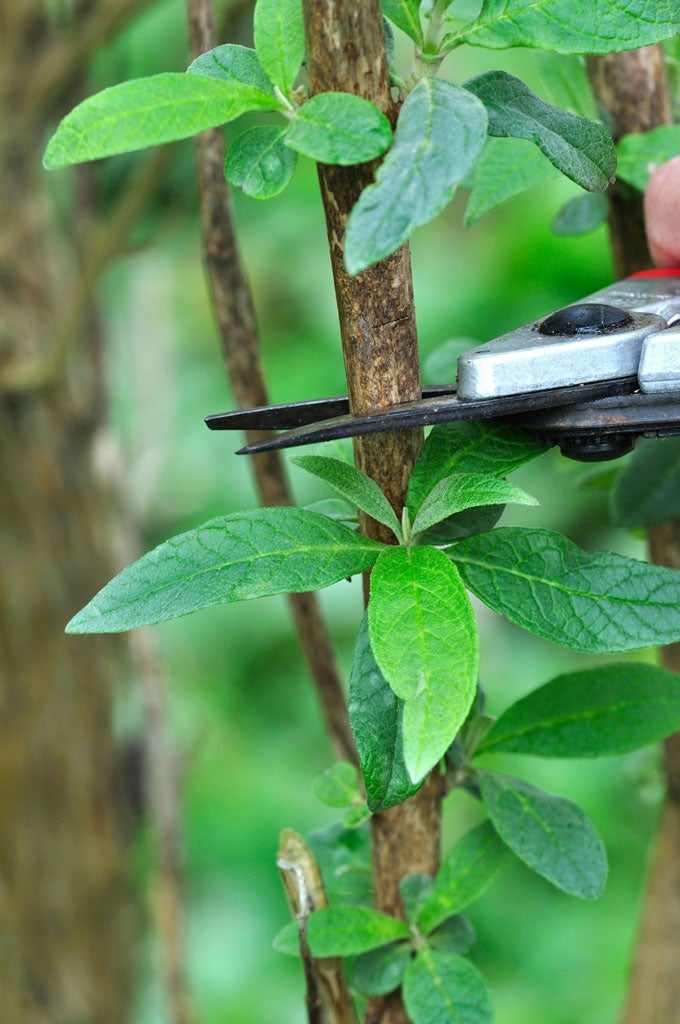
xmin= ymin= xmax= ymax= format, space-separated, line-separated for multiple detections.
xmin=54 ymin=3 xmax=675 ymax=1020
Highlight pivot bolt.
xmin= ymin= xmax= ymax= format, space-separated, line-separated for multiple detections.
xmin=539 ymin=303 xmax=633 ymax=337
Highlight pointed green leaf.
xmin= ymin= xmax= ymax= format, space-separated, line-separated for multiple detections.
xmin=349 ymin=615 xmax=423 ymax=813
xmin=616 ymin=125 xmax=680 ymax=192
xmin=368 ymin=546 xmax=479 ymax=783
xmin=187 ymin=43 xmax=276 ymax=96
xmin=400 ymin=874 xmax=434 ymax=922
xmin=313 ymin=762 xmax=361 ymax=808
xmin=381 ymin=0 xmax=424 ymax=44
xmin=225 ymin=125 xmax=296 ymax=199
xmin=354 ymin=941 xmax=413 ymax=996
xmin=403 ymin=949 xmax=493 ymax=1024
xmin=465 ymin=71 xmax=615 ymax=192
xmin=416 ymin=822 xmax=507 ymax=935
xmin=292 ymin=454 xmax=402 ymax=537
xmin=449 ymin=527 xmax=680 ymax=653
xmin=273 ymin=920 xmax=301 ymax=956
xmin=304 ymin=498 xmax=358 ymax=527
xmin=479 ymin=663 xmax=680 ymax=759
xmin=253 ymin=0 xmax=305 ymax=95
xmin=533 ymin=53 xmax=596 ymax=119
xmin=479 ymin=770 xmax=607 ymax=899
xmin=67 ymin=508 xmax=383 ymax=634
xmin=408 ymin=420 xmax=544 ymax=516
xmin=446 ymin=0 xmax=680 ymax=55
xmin=612 ymin=437 xmax=680 ymax=528
xmin=345 ymin=78 xmax=487 ymax=275
xmin=284 ymin=92 xmax=392 ymax=166
xmin=465 ymin=136 xmax=558 ymax=225
xmin=415 ymin=505 xmax=507 ymax=547
xmin=551 ymin=192 xmax=608 ymax=236
xmin=411 ymin=471 xmax=537 ymax=538
xmin=44 ymin=74 xmax=279 ymax=169
xmin=307 ymin=906 xmax=410 ymax=957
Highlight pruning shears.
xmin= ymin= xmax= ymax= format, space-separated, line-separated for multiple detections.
xmin=206 ymin=269 xmax=680 ymax=463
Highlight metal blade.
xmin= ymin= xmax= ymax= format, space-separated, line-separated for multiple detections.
xmin=235 ymin=377 xmax=638 ymax=455
xmin=205 ymin=385 xmax=457 ymax=432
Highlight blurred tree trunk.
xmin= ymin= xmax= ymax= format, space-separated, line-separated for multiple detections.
xmin=0 ymin=3 xmax=149 ymax=1021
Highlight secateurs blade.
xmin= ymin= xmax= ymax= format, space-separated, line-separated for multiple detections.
xmin=206 ymin=270 xmax=680 ymax=463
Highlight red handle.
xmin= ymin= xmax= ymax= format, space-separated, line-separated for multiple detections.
xmin=631 ymin=268 xmax=680 ymax=278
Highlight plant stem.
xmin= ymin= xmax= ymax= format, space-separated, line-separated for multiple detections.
xmin=301 ymin=4 xmax=444 ymax=1022
xmin=586 ymin=44 xmax=680 ymax=1024
xmin=187 ymin=0 xmax=357 ymax=770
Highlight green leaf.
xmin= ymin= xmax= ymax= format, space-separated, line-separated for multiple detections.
xmin=307 ymin=906 xmax=410 ymax=957
xmin=225 ymin=125 xmax=296 ymax=199
xmin=446 ymin=0 xmax=680 ymax=55
xmin=465 ymin=71 xmax=616 ymax=192
xmin=448 ymin=527 xmax=680 ymax=653
xmin=368 ymin=546 xmax=479 ymax=783
xmin=345 ymin=78 xmax=488 ymax=275
xmin=292 ymin=454 xmax=402 ymax=537
xmin=44 ymin=74 xmax=279 ymax=169
xmin=187 ymin=43 xmax=276 ymax=96
xmin=349 ymin=615 xmax=423 ymax=813
xmin=67 ymin=508 xmax=383 ymax=634
xmin=408 ymin=420 xmax=544 ymax=516
xmin=304 ymin=498 xmax=358 ymax=527
xmin=416 ymin=505 xmax=507 ymax=546
xmin=253 ymin=0 xmax=305 ymax=95
xmin=381 ymin=0 xmax=424 ymax=45
xmin=353 ymin=942 xmax=413 ymax=996
xmin=479 ymin=662 xmax=680 ymax=759
xmin=416 ymin=821 xmax=507 ymax=935
xmin=612 ymin=438 xmax=680 ymax=528
xmin=403 ymin=949 xmax=493 ymax=1024
xmin=616 ymin=125 xmax=680 ymax=192
xmin=478 ymin=770 xmax=607 ymax=899
xmin=551 ymin=191 xmax=608 ymax=236
xmin=427 ymin=916 xmax=476 ymax=957
xmin=284 ymin=92 xmax=392 ymax=166
xmin=411 ymin=471 xmax=537 ymax=538
xmin=465 ymin=137 xmax=558 ymax=225
xmin=313 ymin=762 xmax=361 ymax=808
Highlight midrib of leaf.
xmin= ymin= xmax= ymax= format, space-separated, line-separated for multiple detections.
xmin=447 ymin=0 xmax=656 ymax=47
xmin=450 ymin=549 xmax=671 ymax=609
xmin=121 ymin=538 xmax=370 ymax=603
xmin=483 ymin=699 xmax=637 ymax=750
xmin=509 ymin=787 xmax=591 ymax=886
xmin=73 ymin=96 xmax=217 ymax=142
xmin=418 ymin=948 xmax=462 ymax=1020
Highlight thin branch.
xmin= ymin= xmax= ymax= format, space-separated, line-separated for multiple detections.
xmin=586 ymin=45 xmax=680 ymax=1024
xmin=277 ymin=830 xmax=356 ymax=1024
xmin=0 ymin=145 xmax=173 ymax=395
xmin=186 ymin=0 xmax=357 ymax=768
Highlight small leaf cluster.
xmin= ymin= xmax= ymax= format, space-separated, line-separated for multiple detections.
xmin=43 ymin=0 xmax=679 ymax=271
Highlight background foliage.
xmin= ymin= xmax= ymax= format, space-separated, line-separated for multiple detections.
xmin=48 ymin=1 xmax=680 ymax=1020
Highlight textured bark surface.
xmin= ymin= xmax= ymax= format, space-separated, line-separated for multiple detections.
xmin=586 ymin=45 xmax=680 ymax=1024
xmin=301 ymin=5 xmax=441 ymax=1023
xmin=0 ymin=5 xmax=139 ymax=1022
xmin=586 ymin=46 xmax=672 ymax=276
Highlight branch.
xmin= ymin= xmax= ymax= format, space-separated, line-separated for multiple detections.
xmin=186 ymin=0 xmax=357 ymax=768
xmin=301 ymin=5 xmax=444 ymax=1023
xmin=586 ymin=45 xmax=672 ymax=277
xmin=277 ymin=830 xmax=356 ymax=1024
xmin=586 ymin=45 xmax=680 ymax=1024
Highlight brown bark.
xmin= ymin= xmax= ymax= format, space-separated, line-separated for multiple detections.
xmin=186 ymin=0 xmax=357 ymax=768
xmin=0 ymin=4 xmax=168 ymax=1021
xmin=586 ymin=46 xmax=672 ymax=275
xmin=586 ymin=45 xmax=680 ymax=1024
xmin=301 ymin=5 xmax=442 ymax=1023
